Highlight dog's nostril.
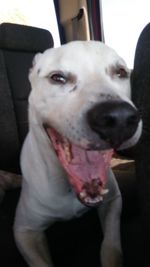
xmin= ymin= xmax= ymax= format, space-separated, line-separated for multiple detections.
xmin=127 ymin=114 xmax=140 ymax=126
xmin=87 ymin=101 xmax=140 ymax=147
xmin=101 ymin=115 xmax=118 ymax=128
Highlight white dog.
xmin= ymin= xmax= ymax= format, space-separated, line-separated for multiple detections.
xmin=14 ymin=41 xmax=142 ymax=267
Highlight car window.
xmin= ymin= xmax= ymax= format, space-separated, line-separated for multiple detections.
xmin=102 ymin=0 xmax=150 ymax=68
xmin=0 ymin=0 xmax=60 ymax=47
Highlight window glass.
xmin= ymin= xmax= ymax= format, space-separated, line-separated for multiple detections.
xmin=0 ymin=0 xmax=60 ymax=47
xmin=102 ymin=0 xmax=150 ymax=68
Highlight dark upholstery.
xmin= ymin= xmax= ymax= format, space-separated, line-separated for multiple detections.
xmin=131 ymin=23 xmax=150 ymax=242
xmin=0 ymin=23 xmax=53 ymax=172
xmin=0 ymin=23 xmax=53 ymax=51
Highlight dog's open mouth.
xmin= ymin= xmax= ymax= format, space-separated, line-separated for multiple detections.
xmin=46 ymin=127 xmax=113 ymax=207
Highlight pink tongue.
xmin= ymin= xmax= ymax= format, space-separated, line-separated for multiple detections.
xmin=64 ymin=146 xmax=114 ymax=198
xmin=68 ymin=146 xmax=113 ymax=187
xmin=47 ymin=128 xmax=113 ymax=195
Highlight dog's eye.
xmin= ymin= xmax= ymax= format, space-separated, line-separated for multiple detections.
xmin=115 ymin=67 xmax=128 ymax=78
xmin=50 ymin=72 xmax=67 ymax=84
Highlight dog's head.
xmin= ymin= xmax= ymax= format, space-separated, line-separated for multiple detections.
xmin=29 ymin=41 xmax=142 ymax=206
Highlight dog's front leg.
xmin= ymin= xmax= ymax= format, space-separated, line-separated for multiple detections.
xmin=14 ymin=228 xmax=54 ymax=267
xmin=97 ymin=169 xmax=123 ymax=267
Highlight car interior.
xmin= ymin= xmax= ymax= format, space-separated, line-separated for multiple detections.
xmin=0 ymin=1 xmax=150 ymax=267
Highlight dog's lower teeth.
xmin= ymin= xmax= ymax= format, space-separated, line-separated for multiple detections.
xmin=101 ymin=188 xmax=109 ymax=195
xmin=84 ymin=196 xmax=103 ymax=204
xmin=79 ymin=191 xmax=87 ymax=199
xmin=79 ymin=188 xmax=106 ymax=204
xmin=96 ymin=196 xmax=103 ymax=201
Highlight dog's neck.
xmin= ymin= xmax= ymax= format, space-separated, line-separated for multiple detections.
xmin=28 ymin=122 xmax=72 ymax=194
xmin=23 ymin=123 xmax=87 ymax=217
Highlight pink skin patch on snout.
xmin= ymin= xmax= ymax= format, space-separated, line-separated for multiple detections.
xmin=46 ymin=127 xmax=113 ymax=207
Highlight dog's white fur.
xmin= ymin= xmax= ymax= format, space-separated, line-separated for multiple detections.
xmin=14 ymin=41 xmax=142 ymax=267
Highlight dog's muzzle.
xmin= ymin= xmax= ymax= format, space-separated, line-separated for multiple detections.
xmin=45 ymin=100 xmax=141 ymax=208
xmin=87 ymin=100 xmax=140 ymax=149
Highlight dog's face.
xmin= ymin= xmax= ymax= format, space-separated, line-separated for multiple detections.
xmin=29 ymin=41 xmax=142 ymax=206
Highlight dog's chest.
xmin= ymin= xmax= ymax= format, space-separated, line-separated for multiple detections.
xmin=43 ymin=190 xmax=89 ymax=221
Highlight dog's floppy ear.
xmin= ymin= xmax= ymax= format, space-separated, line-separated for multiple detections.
xmin=32 ymin=53 xmax=42 ymax=67
xmin=29 ymin=53 xmax=42 ymax=81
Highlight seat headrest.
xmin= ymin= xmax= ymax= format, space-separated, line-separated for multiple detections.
xmin=0 ymin=23 xmax=54 ymax=52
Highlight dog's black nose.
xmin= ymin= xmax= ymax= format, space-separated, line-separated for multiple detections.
xmin=87 ymin=101 xmax=140 ymax=148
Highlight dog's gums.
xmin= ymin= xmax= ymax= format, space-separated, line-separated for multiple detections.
xmin=46 ymin=127 xmax=113 ymax=207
